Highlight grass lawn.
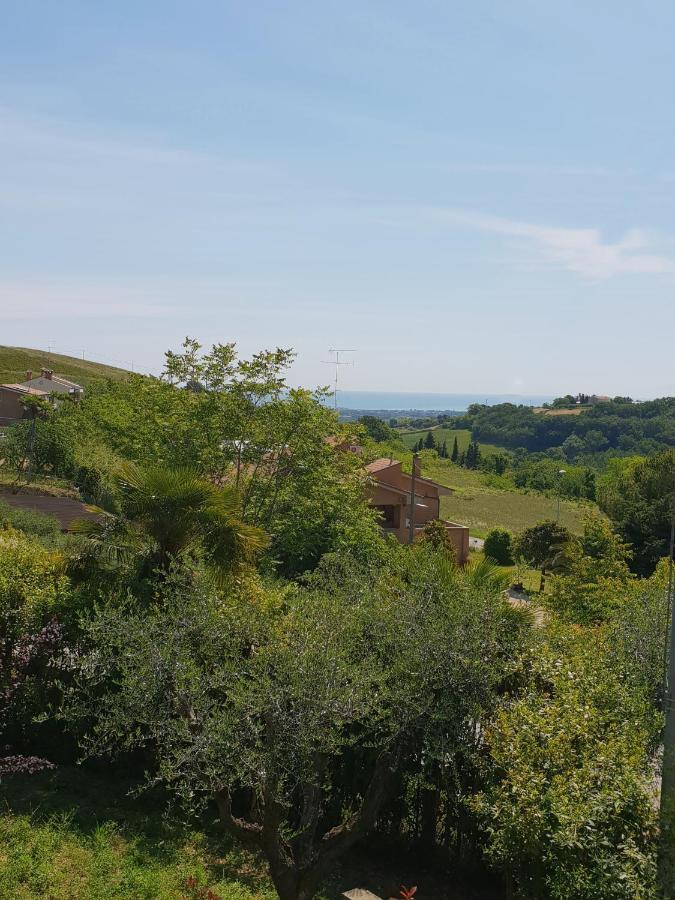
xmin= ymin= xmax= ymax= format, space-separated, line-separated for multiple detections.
xmin=0 ymin=768 xmax=276 ymax=900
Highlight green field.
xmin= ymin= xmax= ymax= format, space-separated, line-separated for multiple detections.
xmin=398 ymin=427 xmax=504 ymax=458
xmin=422 ymin=456 xmax=590 ymax=537
xmin=0 ymin=347 xmax=131 ymax=389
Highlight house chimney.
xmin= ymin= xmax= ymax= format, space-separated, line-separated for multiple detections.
xmin=41 ymin=368 xmax=53 ymax=380
xmin=25 ymin=370 xmax=32 ymax=381
xmin=413 ymin=454 xmax=421 ymax=478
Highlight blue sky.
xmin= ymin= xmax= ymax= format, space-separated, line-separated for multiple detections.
xmin=1 ymin=1 xmax=674 ymax=396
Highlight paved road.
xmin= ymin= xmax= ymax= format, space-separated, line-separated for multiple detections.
xmin=0 ymin=489 xmax=99 ymax=530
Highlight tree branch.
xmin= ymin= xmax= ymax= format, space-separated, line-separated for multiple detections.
xmin=214 ymin=789 xmax=264 ymax=849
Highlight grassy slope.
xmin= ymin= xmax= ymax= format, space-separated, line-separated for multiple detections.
xmin=0 ymin=347 xmax=131 ymax=389
xmin=422 ymin=457 xmax=589 ymax=537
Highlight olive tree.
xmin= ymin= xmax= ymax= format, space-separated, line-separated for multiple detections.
xmin=69 ymin=548 xmax=520 ymax=900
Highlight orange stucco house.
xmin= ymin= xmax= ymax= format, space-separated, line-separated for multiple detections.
xmin=365 ymin=456 xmax=469 ymax=563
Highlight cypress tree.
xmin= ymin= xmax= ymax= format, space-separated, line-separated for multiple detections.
xmin=440 ymin=440 xmax=448 ymax=459
xmin=451 ymin=436 xmax=459 ymax=463
xmin=424 ymin=430 xmax=436 ymax=450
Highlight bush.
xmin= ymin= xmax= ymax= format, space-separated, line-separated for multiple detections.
xmin=0 ymin=529 xmax=73 ymax=760
xmin=484 ymin=528 xmax=514 ymax=565
xmin=73 ymin=444 xmax=123 ymax=513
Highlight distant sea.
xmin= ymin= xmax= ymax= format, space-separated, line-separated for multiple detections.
xmin=333 ymin=391 xmax=555 ymax=412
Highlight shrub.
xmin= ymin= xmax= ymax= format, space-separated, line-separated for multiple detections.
xmin=484 ymin=528 xmax=514 ymax=565
xmin=0 ymin=529 xmax=73 ymax=761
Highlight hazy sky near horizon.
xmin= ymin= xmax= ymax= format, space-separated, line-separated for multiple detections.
xmin=1 ymin=1 xmax=674 ymax=397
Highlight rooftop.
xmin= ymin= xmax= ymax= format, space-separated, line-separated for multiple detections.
xmin=1 ymin=383 xmax=49 ymax=396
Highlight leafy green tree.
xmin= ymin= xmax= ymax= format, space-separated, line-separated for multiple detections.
xmin=513 ymin=520 xmax=574 ymax=591
xmin=562 ymin=433 xmax=585 ymax=462
xmin=583 ymin=468 xmax=596 ymax=500
xmin=424 ymin=430 xmax=436 ymax=450
xmin=546 ymin=515 xmax=633 ymax=625
xmin=474 ymin=630 xmax=659 ymax=898
xmin=69 ymin=549 xmax=520 ymax=900
xmin=584 ymin=429 xmax=609 ymax=452
xmin=598 ymin=450 xmax=674 ymax=575
xmin=484 ymin=528 xmax=514 ymax=565
xmin=358 ymin=415 xmax=394 ymax=443
xmin=418 ymin=519 xmax=454 ymax=555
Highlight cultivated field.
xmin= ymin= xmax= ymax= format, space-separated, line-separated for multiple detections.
xmin=533 ymin=406 xmax=586 ymax=416
xmin=422 ymin=457 xmax=590 ymax=537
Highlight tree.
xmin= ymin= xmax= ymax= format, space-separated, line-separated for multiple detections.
xmin=439 ymin=439 xmax=448 ymax=459
xmin=598 ymin=451 xmax=674 ymax=575
xmin=562 ymin=434 xmax=585 ymax=463
xmin=72 ymin=462 xmax=268 ymax=583
xmin=418 ymin=519 xmax=454 ymax=555
xmin=451 ymin=436 xmax=459 ymax=462
xmin=474 ymin=630 xmax=659 ymax=898
xmin=464 ymin=442 xmax=481 ymax=470
xmin=484 ymin=528 xmax=514 ymax=565
xmin=584 ymin=430 xmax=609 ymax=453
xmin=424 ymin=430 xmax=436 ymax=450
xmin=58 ymin=340 xmax=382 ymax=577
xmin=70 ymin=550 xmax=519 ymax=900
xmin=513 ymin=520 xmax=574 ymax=592
xmin=359 ymin=415 xmax=394 ymax=443
xmin=583 ymin=468 xmax=596 ymax=500
xmin=545 ymin=515 xmax=633 ymax=625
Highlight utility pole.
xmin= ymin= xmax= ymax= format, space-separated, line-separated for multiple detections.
xmin=322 ymin=349 xmax=355 ymax=411
xmin=408 ymin=453 xmax=418 ymax=545
xmin=658 ymin=453 xmax=675 ymax=896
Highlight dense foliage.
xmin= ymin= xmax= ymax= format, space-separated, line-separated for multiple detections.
xmin=459 ymin=397 xmax=675 ymax=455
xmin=0 ymin=340 xmax=672 ymax=899
xmin=598 ymin=450 xmax=674 ymax=575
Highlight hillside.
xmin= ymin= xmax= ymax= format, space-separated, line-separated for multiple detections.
xmin=0 ymin=346 xmax=132 ymax=389
xmin=399 ymin=426 xmax=506 ymax=458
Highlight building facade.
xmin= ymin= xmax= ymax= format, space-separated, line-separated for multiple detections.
xmin=365 ymin=456 xmax=470 ymax=563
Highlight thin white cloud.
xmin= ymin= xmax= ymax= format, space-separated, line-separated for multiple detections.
xmin=425 ymin=208 xmax=675 ymax=279
xmin=442 ymin=162 xmax=633 ymax=178
xmin=0 ymin=107 xmax=268 ymax=174
xmin=0 ymin=281 xmax=176 ymax=319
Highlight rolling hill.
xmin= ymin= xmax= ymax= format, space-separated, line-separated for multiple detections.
xmin=0 ymin=347 xmax=132 ymax=389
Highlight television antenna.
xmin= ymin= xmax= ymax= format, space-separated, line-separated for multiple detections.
xmin=322 ymin=348 xmax=355 ymax=411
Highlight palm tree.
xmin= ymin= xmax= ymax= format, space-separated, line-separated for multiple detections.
xmin=73 ymin=462 xmax=268 ymax=581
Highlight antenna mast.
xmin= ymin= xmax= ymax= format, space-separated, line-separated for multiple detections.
xmin=322 ymin=348 xmax=355 ymax=411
